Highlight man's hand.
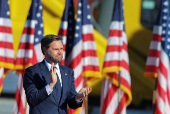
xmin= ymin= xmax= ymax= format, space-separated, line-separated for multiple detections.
xmin=76 ymin=84 xmax=92 ymax=101
xmin=49 ymin=63 xmax=57 ymax=90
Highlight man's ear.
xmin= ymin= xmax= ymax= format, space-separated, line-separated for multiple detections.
xmin=43 ymin=47 xmax=47 ymax=55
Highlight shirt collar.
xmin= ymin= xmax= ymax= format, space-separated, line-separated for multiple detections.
xmin=44 ymin=59 xmax=59 ymax=71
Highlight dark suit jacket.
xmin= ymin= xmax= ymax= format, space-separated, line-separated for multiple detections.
xmin=23 ymin=60 xmax=83 ymax=114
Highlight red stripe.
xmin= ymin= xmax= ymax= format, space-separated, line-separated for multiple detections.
xmin=0 ymin=77 xmax=3 ymax=88
xmin=101 ymin=84 xmax=117 ymax=114
xmin=83 ymin=65 xmax=100 ymax=71
xmin=0 ymin=26 xmax=12 ymax=33
xmin=167 ymin=86 xmax=170 ymax=105
xmin=17 ymin=43 xmax=34 ymax=50
xmin=109 ymin=30 xmax=122 ymax=37
xmin=0 ymin=57 xmax=15 ymax=63
xmin=0 ymin=42 xmax=13 ymax=49
xmin=69 ymin=51 xmax=82 ymax=70
xmin=15 ymin=88 xmax=25 ymax=114
xmin=145 ymin=66 xmax=158 ymax=72
xmin=82 ymin=34 xmax=95 ymax=41
xmin=83 ymin=50 xmax=97 ymax=57
xmin=114 ymin=93 xmax=126 ymax=114
xmin=159 ymin=61 xmax=167 ymax=79
xmin=106 ymin=45 xmax=122 ymax=52
xmin=157 ymin=80 xmax=166 ymax=103
xmin=148 ymin=50 xmax=160 ymax=57
xmin=58 ymin=29 xmax=67 ymax=36
xmin=152 ymin=34 xmax=162 ymax=42
xmin=22 ymin=27 xmax=35 ymax=35
xmin=74 ymin=75 xmax=83 ymax=88
xmin=107 ymin=72 xmax=131 ymax=91
xmin=122 ymin=42 xmax=128 ymax=52
xmin=60 ymin=60 xmax=65 ymax=65
xmin=103 ymin=60 xmax=122 ymax=68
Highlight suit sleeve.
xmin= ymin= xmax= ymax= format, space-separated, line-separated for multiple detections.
xmin=67 ymin=70 xmax=83 ymax=109
xmin=23 ymin=67 xmax=49 ymax=107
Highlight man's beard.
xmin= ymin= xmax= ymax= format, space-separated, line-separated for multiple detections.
xmin=47 ymin=50 xmax=63 ymax=63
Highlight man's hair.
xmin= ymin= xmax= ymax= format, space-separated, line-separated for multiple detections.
xmin=41 ymin=35 xmax=63 ymax=55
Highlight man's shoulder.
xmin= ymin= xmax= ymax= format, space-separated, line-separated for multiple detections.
xmin=26 ymin=61 xmax=44 ymax=71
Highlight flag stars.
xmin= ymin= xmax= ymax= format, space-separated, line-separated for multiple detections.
xmin=168 ymin=31 xmax=170 ymax=35
xmin=39 ymin=5 xmax=42 ymax=10
xmin=77 ymin=18 xmax=81 ymax=22
xmin=79 ymin=3 xmax=82 ymax=7
xmin=75 ymin=33 xmax=79 ymax=37
xmin=35 ymin=20 xmax=38 ymax=25
xmin=40 ymin=23 xmax=43 ymax=27
xmin=162 ymin=30 xmax=166 ymax=34
xmin=163 ymin=23 xmax=167 ymax=27
xmin=76 ymin=26 xmax=80 ymax=30
xmin=167 ymin=38 xmax=170 ymax=42
xmin=35 ymin=38 xmax=39 ymax=42
xmin=87 ymin=5 xmax=90 ymax=9
xmin=162 ymin=37 xmax=165 ymax=41
xmin=163 ymin=16 xmax=167 ymax=19
xmin=163 ymin=9 xmax=168 ymax=13
xmin=7 ymin=1 xmax=10 ymax=4
xmin=36 ymin=13 xmax=41 ymax=17
xmin=164 ymin=1 xmax=168 ymax=6
xmin=6 ymin=11 xmax=10 ymax=16
xmin=78 ymin=10 xmax=82 ymax=14
xmin=167 ymin=45 xmax=170 ymax=49
xmin=87 ymin=15 xmax=91 ymax=19
xmin=38 ymin=30 xmax=42 ymax=35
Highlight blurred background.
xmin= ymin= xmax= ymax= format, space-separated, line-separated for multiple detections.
xmin=0 ymin=0 xmax=162 ymax=113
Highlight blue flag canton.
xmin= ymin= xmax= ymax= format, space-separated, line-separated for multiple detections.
xmin=73 ymin=0 xmax=92 ymax=45
xmin=34 ymin=0 xmax=43 ymax=46
xmin=27 ymin=0 xmax=43 ymax=46
xmin=61 ymin=0 xmax=70 ymax=21
xmin=112 ymin=0 xmax=124 ymax=22
xmin=0 ymin=0 xmax=10 ymax=18
xmin=66 ymin=0 xmax=75 ymax=58
xmin=160 ymin=0 xmax=170 ymax=59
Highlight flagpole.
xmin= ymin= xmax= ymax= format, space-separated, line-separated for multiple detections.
xmin=152 ymin=77 xmax=157 ymax=114
xmin=118 ymin=70 xmax=121 ymax=114
xmin=25 ymin=99 xmax=27 ymax=114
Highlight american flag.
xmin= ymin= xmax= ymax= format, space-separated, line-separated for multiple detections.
xmin=66 ymin=0 xmax=101 ymax=113
xmin=0 ymin=0 xmax=15 ymax=93
xmin=100 ymin=0 xmax=132 ymax=113
xmin=145 ymin=0 xmax=170 ymax=113
xmin=58 ymin=0 xmax=72 ymax=65
xmin=13 ymin=0 xmax=44 ymax=113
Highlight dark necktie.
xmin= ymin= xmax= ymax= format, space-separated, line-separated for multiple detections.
xmin=53 ymin=66 xmax=62 ymax=102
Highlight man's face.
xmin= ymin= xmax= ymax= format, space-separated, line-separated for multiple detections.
xmin=46 ymin=40 xmax=63 ymax=63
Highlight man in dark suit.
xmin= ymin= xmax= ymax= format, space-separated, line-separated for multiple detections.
xmin=23 ymin=35 xmax=92 ymax=114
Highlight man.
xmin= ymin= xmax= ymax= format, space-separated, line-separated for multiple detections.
xmin=23 ymin=35 xmax=92 ymax=114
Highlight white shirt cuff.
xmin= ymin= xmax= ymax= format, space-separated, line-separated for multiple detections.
xmin=45 ymin=84 xmax=53 ymax=95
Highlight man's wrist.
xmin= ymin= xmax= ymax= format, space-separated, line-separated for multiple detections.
xmin=49 ymin=83 xmax=55 ymax=90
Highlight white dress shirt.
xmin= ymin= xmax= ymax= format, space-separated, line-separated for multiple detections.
xmin=44 ymin=59 xmax=62 ymax=95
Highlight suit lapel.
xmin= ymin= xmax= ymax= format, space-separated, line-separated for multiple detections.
xmin=40 ymin=60 xmax=51 ymax=84
xmin=59 ymin=64 xmax=68 ymax=105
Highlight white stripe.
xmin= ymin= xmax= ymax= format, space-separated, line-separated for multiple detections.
xmin=62 ymin=51 xmax=66 ymax=60
xmin=75 ymin=78 xmax=84 ymax=92
xmin=156 ymin=90 xmax=165 ymax=113
xmin=13 ymin=101 xmax=19 ymax=114
xmin=24 ymin=20 xmax=36 ymax=28
xmin=146 ymin=57 xmax=159 ymax=66
xmin=74 ymin=60 xmax=83 ymax=80
xmin=160 ymin=48 xmax=169 ymax=69
xmin=82 ymin=24 xmax=93 ymax=34
xmin=105 ymin=88 xmax=118 ymax=114
xmin=120 ymin=68 xmax=131 ymax=85
xmin=34 ymin=44 xmax=44 ymax=62
xmin=110 ymin=21 xmax=123 ymax=30
xmin=107 ymin=37 xmax=122 ymax=46
xmin=0 ymin=33 xmax=13 ymax=42
xmin=0 ymin=67 xmax=4 ymax=78
xmin=122 ymin=31 xmax=128 ymax=44
xmin=17 ymin=49 xmax=33 ymax=58
xmin=65 ymin=40 xmax=83 ymax=66
xmin=153 ymin=25 xmax=162 ymax=35
xmin=62 ymin=36 xmax=67 ymax=44
xmin=20 ymin=34 xmax=34 ymax=43
xmin=83 ymin=57 xmax=99 ymax=66
xmin=150 ymin=41 xmax=161 ymax=50
xmin=0 ymin=18 xmax=12 ymax=26
xmin=104 ymin=52 xmax=122 ymax=61
xmin=0 ymin=48 xmax=14 ymax=58
xmin=59 ymin=21 xmax=68 ymax=29
xmin=158 ymin=69 xmax=167 ymax=92
xmin=122 ymin=50 xmax=129 ymax=63
xmin=83 ymin=41 xmax=97 ymax=50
